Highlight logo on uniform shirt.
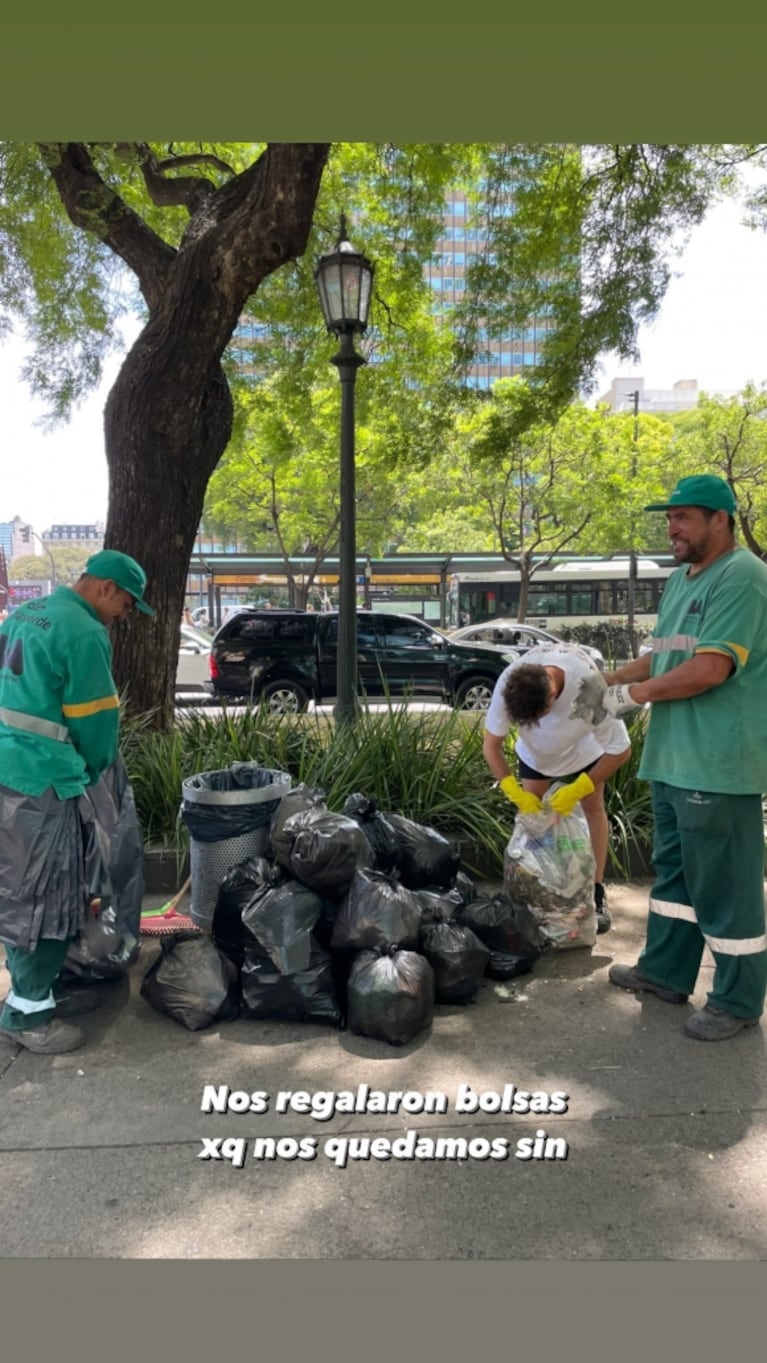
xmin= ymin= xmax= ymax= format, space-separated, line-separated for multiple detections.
xmin=686 ymin=600 xmax=703 ymax=616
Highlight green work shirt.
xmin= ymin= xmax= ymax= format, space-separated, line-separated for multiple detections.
xmin=639 ymin=547 xmax=767 ymax=794
xmin=0 ymin=587 xmax=120 ymax=798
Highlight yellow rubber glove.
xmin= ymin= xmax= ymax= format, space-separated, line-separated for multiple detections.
xmin=499 ymin=775 xmax=544 ymax=815
xmin=547 ymin=772 xmax=595 ymax=816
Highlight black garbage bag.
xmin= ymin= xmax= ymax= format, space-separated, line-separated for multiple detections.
xmin=283 ymin=809 xmax=374 ymax=898
xmin=241 ymin=941 xmax=341 ymax=1026
xmin=212 ymin=857 xmax=283 ymax=968
xmin=459 ymin=894 xmax=544 ymax=979
xmin=415 ymin=885 xmax=467 ymax=926
xmin=347 ymin=947 xmax=435 ymax=1047
xmin=331 ymin=868 xmax=422 ymax=953
xmin=342 ymin=793 xmax=399 ymax=872
xmin=64 ymin=756 xmax=144 ymax=981
xmin=270 ymin=784 xmax=327 ymax=868
xmin=140 ymin=933 xmax=240 ymax=1031
xmin=419 ymin=910 xmax=490 ymax=1004
xmin=242 ymin=878 xmax=328 ymax=975
xmin=452 ymin=871 xmax=477 ymax=905
xmin=385 ymin=813 xmax=460 ymax=890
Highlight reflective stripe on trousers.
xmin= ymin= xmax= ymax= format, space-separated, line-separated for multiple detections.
xmin=649 ymin=898 xmax=767 ymax=956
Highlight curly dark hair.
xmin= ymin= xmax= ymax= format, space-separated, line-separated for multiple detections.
xmin=502 ymin=664 xmax=553 ymax=725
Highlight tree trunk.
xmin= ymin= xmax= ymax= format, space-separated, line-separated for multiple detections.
xmin=104 ymin=317 xmax=234 ymax=727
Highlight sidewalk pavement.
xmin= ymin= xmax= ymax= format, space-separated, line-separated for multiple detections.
xmin=1 ymin=880 xmax=765 ymax=1260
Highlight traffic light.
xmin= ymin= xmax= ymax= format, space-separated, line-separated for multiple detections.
xmin=21 ymin=526 xmax=31 ymax=544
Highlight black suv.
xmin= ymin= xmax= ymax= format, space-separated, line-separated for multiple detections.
xmin=209 ymin=609 xmax=517 ymax=714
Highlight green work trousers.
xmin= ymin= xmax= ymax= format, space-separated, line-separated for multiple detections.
xmin=638 ymin=781 xmax=767 ymax=1019
xmin=0 ymin=938 xmax=73 ymax=1031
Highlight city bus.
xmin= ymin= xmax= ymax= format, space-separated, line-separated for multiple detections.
xmin=446 ymin=558 xmax=674 ymax=630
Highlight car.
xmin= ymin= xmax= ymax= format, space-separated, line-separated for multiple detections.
xmin=176 ymin=623 xmax=213 ymax=690
xmin=448 ymin=619 xmax=605 ymax=670
xmin=209 ymin=608 xmax=519 ymax=713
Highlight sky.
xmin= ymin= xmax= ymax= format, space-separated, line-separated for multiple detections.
xmin=3 ymin=181 xmax=767 ymax=537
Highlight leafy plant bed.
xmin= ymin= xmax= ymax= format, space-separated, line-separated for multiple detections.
xmin=125 ymin=700 xmax=653 ymax=887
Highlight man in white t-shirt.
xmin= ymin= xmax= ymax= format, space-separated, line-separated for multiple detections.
xmin=483 ymin=643 xmax=631 ymax=934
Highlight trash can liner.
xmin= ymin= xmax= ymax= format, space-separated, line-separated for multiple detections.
xmin=140 ymin=933 xmax=240 ymax=1031
xmin=282 ymin=809 xmax=374 ymax=897
xmin=242 ymin=879 xmax=328 ymax=975
xmin=270 ymin=784 xmax=327 ymax=867
xmin=180 ymin=763 xmax=291 ymax=934
xmin=64 ymin=755 xmax=144 ymax=980
xmin=241 ymin=941 xmax=341 ymax=1026
xmin=385 ymin=813 xmax=460 ymax=890
xmin=418 ymin=917 xmax=490 ymax=1005
xmin=346 ymin=947 xmax=435 ymax=1047
xmin=331 ymin=868 xmax=422 ymax=953
xmin=342 ymin=793 xmax=399 ymax=872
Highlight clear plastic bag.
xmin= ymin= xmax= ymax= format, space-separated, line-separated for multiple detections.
xmin=503 ymin=799 xmax=596 ymax=951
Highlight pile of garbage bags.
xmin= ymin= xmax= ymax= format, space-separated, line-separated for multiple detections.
xmin=140 ymin=784 xmax=546 ymax=1046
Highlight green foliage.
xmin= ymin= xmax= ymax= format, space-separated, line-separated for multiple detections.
xmin=557 ymin=621 xmax=655 ymax=666
xmin=120 ymin=702 xmax=511 ymax=877
xmin=666 ymin=383 xmax=767 ymax=557
xmin=10 ymin=545 xmax=90 ymax=585
xmin=121 ymin=701 xmax=654 ymax=881
xmin=603 ymin=711 xmax=654 ymax=876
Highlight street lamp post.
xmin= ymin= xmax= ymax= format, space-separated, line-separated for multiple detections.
xmin=622 ymin=389 xmax=640 ymax=658
xmin=315 ymin=216 xmax=374 ymax=724
xmin=31 ymin=531 xmax=57 ymax=591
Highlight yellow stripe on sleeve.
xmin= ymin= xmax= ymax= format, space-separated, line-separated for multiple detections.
xmin=62 ymin=694 xmax=120 ymax=719
xmin=695 ymin=643 xmax=749 ymax=666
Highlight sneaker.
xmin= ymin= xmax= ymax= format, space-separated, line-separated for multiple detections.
xmin=594 ymin=884 xmax=611 ymax=935
xmin=608 ymin=963 xmax=689 ymax=1005
xmin=0 ymin=1019 xmax=85 ymax=1054
xmin=684 ymin=1003 xmax=760 ymax=1042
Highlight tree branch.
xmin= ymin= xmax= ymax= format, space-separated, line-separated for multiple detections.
xmin=135 ymin=142 xmax=217 ymax=213
xmin=38 ymin=142 xmax=174 ymax=310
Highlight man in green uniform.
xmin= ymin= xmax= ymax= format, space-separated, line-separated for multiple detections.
xmin=573 ymin=474 xmax=767 ymax=1041
xmin=0 ymin=550 xmax=155 ymax=1054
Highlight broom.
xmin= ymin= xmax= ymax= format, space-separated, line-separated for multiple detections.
xmin=140 ymin=874 xmax=200 ymax=936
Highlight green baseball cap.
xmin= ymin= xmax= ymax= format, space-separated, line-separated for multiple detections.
xmin=85 ymin=550 xmax=156 ymax=616
xmin=644 ymin=474 xmax=737 ymax=514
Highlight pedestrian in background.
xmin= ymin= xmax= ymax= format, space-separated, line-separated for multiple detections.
xmin=0 ymin=550 xmax=155 ymax=1055
xmin=574 ymin=475 xmax=767 ymax=1040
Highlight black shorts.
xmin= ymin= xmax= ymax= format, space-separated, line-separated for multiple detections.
xmin=517 ymin=755 xmax=599 ymax=783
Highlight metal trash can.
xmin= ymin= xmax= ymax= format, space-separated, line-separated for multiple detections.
xmin=180 ymin=762 xmax=291 ymax=933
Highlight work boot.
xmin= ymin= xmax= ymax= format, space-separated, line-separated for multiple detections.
xmin=52 ymin=988 xmax=101 ymax=1019
xmin=608 ymin=963 xmax=688 ymax=1004
xmin=0 ymin=1019 xmax=85 ymax=1054
xmin=684 ymin=1004 xmax=760 ymax=1041
xmin=594 ymin=883 xmax=611 ymax=935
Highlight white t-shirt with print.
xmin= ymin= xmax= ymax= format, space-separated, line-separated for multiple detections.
xmin=484 ymin=642 xmax=630 ymax=778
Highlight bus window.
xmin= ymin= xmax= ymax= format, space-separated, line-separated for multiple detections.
xmin=570 ymin=586 xmax=597 ymax=615
xmin=595 ymin=582 xmax=614 ymax=614
xmin=528 ymin=584 xmax=569 ymax=615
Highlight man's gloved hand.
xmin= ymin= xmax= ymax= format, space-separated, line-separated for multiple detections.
xmin=499 ymin=775 xmax=544 ymax=815
xmin=571 ymin=674 xmax=642 ymax=724
xmin=547 ymin=772 xmax=595 ymax=816
xmin=601 ymin=684 xmax=643 ymax=719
